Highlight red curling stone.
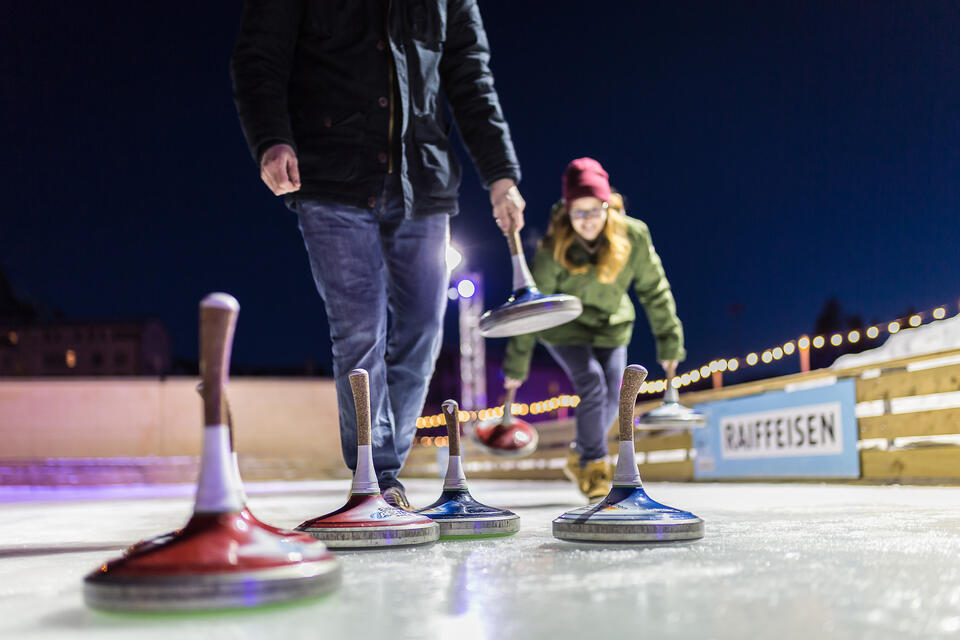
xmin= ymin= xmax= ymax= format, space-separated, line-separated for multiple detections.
xmin=295 ymin=369 xmax=439 ymax=548
xmin=473 ymin=386 xmax=538 ymax=458
xmin=83 ymin=293 xmax=340 ymax=612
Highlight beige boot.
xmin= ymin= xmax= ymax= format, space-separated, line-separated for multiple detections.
xmin=581 ymin=458 xmax=612 ymax=502
xmin=563 ymin=448 xmax=612 ymax=503
xmin=563 ymin=448 xmax=582 ymax=488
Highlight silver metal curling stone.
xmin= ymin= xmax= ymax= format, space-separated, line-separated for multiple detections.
xmin=478 ymin=231 xmax=582 ymax=338
xmin=636 ymin=384 xmax=707 ymax=429
xmin=636 ymin=362 xmax=706 ymax=429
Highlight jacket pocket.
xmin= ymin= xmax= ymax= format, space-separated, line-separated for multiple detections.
xmin=293 ymin=107 xmax=365 ymax=140
xmin=411 ymin=114 xmax=459 ymax=200
xmin=296 ymin=110 xmax=366 ymax=182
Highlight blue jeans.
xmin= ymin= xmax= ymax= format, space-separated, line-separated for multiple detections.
xmin=290 ymin=174 xmax=450 ymax=489
xmin=543 ymin=343 xmax=627 ymax=462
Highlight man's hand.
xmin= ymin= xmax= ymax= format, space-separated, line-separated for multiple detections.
xmin=490 ymin=178 xmax=525 ymax=234
xmin=260 ymin=143 xmax=301 ymax=195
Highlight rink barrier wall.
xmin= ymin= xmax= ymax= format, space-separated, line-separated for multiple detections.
xmin=0 ymin=377 xmax=349 ymax=485
xmin=403 ymin=418 xmax=695 ymax=482
xmin=404 ymin=347 xmax=960 ymax=484
xmin=1 ymin=347 xmax=959 ymax=485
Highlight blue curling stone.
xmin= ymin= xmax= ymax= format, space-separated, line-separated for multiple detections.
xmin=553 ymin=486 xmax=704 ymax=543
xmin=417 ymin=489 xmax=520 ymax=539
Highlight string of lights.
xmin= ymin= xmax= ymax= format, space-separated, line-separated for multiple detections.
xmin=415 ymin=301 xmax=958 ymax=429
xmin=415 ymin=395 xmax=580 ymax=430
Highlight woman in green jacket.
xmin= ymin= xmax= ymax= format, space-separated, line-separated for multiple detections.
xmin=502 ymin=157 xmax=686 ymax=501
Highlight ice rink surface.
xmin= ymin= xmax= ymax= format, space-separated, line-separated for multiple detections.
xmin=2 ymin=479 xmax=960 ymax=640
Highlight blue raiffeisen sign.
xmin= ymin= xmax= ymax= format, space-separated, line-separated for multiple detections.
xmin=692 ymin=378 xmax=860 ymax=479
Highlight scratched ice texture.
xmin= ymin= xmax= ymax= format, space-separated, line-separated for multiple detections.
xmin=1 ymin=479 xmax=959 ymax=639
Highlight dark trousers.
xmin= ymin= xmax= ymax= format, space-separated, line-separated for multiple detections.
xmin=290 ymin=173 xmax=450 ymax=489
xmin=543 ymin=343 xmax=628 ymax=462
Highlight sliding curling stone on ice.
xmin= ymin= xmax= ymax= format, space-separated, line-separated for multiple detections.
xmin=635 ymin=362 xmax=706 ymax=429
xmin=295 ymin=369 xmax=439 ymax=548
xmin=417 ymin=400 xmax=520 ymax=539
xmin=478 ymin=229 xmax=582 ymax=338
xmin=473 ymin=385 xmax=538 ymax=458
xmin=83 ymin=293 xmax=340 ymax=612
xmin=553 ymin=364 xmax=704 ymax=543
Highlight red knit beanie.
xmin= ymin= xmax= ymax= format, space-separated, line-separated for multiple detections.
xmin=562 ymin=157 xmax=612 ymax=205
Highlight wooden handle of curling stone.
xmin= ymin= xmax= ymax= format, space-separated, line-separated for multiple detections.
xmin=506 ymin=231 xmax=523 ymax=256
xmin=200 ymin=293 xmax=240 ymax=427
xmin=619 ymin=364 xmax=648 ymax=442
xmin=442 ymin=400 xmax=461 ymax=456
xmin=350 ymin=369 xmax=372 ymax=447
xmin=502 ymin=386 xmax=516 ymax=426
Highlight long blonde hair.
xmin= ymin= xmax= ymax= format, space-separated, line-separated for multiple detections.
xmin=544 ymin=192 xmax=631 ymax=284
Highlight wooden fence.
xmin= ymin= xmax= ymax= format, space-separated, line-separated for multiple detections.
xmin=403 ymin=347 xmax=960 ymax=484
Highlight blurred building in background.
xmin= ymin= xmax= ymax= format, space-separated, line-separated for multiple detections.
xmin=0 ymin=268 xmax=170 ymax=376
xmin=0 ymin=319 xmax=171 ymax=377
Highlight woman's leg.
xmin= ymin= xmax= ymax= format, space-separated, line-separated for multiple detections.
xmin=594 ymin=345 xmax=628 ymax=433
xmin=543 ymin=343 xmax=609 ymax=461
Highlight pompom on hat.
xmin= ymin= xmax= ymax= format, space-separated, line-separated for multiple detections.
xmin=562 ymin=157 xmax=612 ymax=205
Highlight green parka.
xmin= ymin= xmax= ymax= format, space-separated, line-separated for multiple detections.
xmin=502 ymin=210 xmax=685 ymax=382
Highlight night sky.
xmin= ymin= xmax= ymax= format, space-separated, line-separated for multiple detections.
xmin=3 ymin=2 xmax=959 ymax=380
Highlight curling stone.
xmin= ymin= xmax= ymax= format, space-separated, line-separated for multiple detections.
xmin=123 ymin=406 xmax=292 ymax=557
xmin=417 ymin=400 xmax=520 ymax=539
xmin=478 ymin=230 xmax=582 ymax=337
xmin=83 ymin=293 xmax=340 ymax=612
xmin=553 ymin=364 xmax=704 ymax=543
xmin=295 ymin=369 xmax=439 ymax=548
xmin=473 ymin=386 xmax=538 ymax=458
xmin=636 ymin=363 xmax=706 ymax=429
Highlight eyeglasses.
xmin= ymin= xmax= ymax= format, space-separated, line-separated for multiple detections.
xmin=569 ymin=203 xmax=609 ymax=221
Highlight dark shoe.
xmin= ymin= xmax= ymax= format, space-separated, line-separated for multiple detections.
xmin=382 ymin=485 xmax=412 ymax=511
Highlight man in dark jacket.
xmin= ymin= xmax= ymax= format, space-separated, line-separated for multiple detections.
xmin=231 ymin=0 xmax=525 ymax=509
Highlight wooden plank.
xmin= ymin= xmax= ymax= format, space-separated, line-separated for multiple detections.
xmin=402 ymin=464 xmax=562 ymax=481
xmin=404 ymin=447 xmax=437 ymax=467
xmin=856 ymin=364 xmax=960 ymax=402
xmin=638 ymin=460 xmax=694 ymax=481
xmin=464 ymin=442 xmax=570 ymax=463
xmin=467 ymin=435 xmax=692 ymax=459
xmin=647 ymin=369 xmax=839 ymax=407
xmin=858 ymin=408 xmax=960 ymax=440
xmin=833 ymin=347 xmax=960 ymax=377
xmin=861 ymin=447 xmax=960 ymax=480
xmin=409 ymin=462 xmax=695 ymax=483
xmin=461 ymin=468 xmax=565 ymax=481
xmin=634 ymin=432 xmax=693 ymax=453
xmin=409 ymin=428 xmax=692 ymax=470
xmin=638 ymin=347 xmax=960 ymax=409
